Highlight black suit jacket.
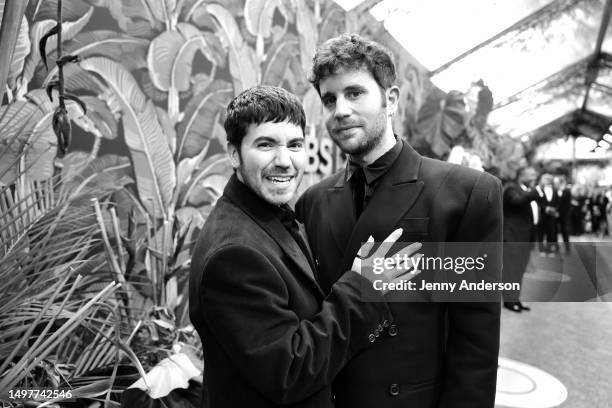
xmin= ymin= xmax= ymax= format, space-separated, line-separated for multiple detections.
xmin=297 ymin=140 xmax=502 ymax=408
xmin=502 ymin=181 xmax=541 ymax=292
xmin=189 ymin=175 xmax=392 ymax=408
xmin=502 ymin=181 xmax=540 ymax=243
xmin=557 ymin=187 xmax=572 ymax=218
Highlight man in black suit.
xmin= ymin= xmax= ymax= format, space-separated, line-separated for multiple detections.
xmin=537 ymin=173 xmax=560 ymax=255
xmin=502 ymin=166 xmax=541 ymax=312
xmin=297 ymin=34 xmax=502 ymax=408
xmin=189 ymin=86 xmax=420 ymax=408
xmin=554 ymin=175 xmax=572 ymax=253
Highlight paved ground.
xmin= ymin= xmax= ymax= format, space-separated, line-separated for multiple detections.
xmin=498 ymin=235 xmax=612 ymax=408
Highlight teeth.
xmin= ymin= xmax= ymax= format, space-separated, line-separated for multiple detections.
xmin=267 ymin=176 xmax=292 ymax=183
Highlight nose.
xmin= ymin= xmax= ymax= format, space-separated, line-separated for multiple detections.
xmin=274 ymin=145 xmax=292 ymax=168
xmin=334 ymin=96 xmax=351 ymax=118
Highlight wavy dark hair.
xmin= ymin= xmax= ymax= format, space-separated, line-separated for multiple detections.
xmin=224 ymin=85 xmax=306 ymax=147
xmin=309 ymin=33 xmax=396 ymax=94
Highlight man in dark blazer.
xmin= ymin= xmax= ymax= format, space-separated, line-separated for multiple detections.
xmin=190 ymin=86 xmax=420 ymax=408
xmin=554 ymin=175 xmax=572 ymax=252
xmin=537 ymin=173 xmax=560 ymax=255
xmin=502 ymin=166 xmax=541 ymax=312
xmin=296 ymin=34 xmax=502 ymax=408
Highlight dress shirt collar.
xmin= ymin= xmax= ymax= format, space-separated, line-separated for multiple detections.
xmin=345 ymin=136 xmax=403 ymax=185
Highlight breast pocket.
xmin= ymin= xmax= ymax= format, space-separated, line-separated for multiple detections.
xmin=398 ymin=217 xmax=429 ymax=240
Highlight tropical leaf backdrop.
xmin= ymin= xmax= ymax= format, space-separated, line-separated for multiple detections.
xmin=0 ymin=1 xmax=426 ymax=406
xmin=0 ymin=0 xmax=520 ymax=406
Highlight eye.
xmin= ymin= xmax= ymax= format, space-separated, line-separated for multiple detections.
xmin=257 ymin=141 xmax=274 ymax=149
xmin=347 ymin=90 xmax=363 ymax=99
xmin=288 ymin=140 xmax=304 ymax=151
xmin=322 ymin=96 xmax=336 ymax=109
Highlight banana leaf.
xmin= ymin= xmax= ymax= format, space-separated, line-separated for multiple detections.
xmin=80 ymin=57 xmax=176 ymax=219
xmin=261 ymin=34 xmax=299 ymax=88
xmin=0 ymin=101 xmax=52 ymax=184
xmin=176 ymin=80 xmax=232 ymax=160
xmin=319 ymin=4 xmax=345 ymax=42
xmin=295 ymin=0 xmax=317 ymax=74
xmin=40 ymin=30 xmax=149 ymax=86
xmin=0 ymin=0 xmax=30 ymax=89
xmin=21 ymin=9 xmax=94 ymax=88
xmin=27 ymin=0 xmax=91 ymax=22
xmin=244 ymin=0 xmax=281 ymax=39
xmin=206 ymin=3 xmax=259 ymax=94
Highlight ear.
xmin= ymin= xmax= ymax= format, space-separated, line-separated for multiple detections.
xmin=227 ymin=143 xmax=241 ymax=169
xmin=386 ymin=86 xmax=400 ymax=117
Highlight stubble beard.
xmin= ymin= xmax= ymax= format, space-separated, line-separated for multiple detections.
xmin=331 ymin=110 xmax=387 ymax=157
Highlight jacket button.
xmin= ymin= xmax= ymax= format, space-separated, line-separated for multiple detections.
xmin=388 ymin=324 xmax=399 ymax=336
xmin=389 ymin=383 xmax=400 ymax=396
xmin=368 ymin=333 xmax=376 ymax=342
xmin=382 ymin=320 xmax=390 ymax=328
xmin=315 ymin=259 xmax=320 ymax=267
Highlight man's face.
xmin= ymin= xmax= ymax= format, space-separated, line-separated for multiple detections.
xmin=519 ymin=167 xmax=537 ymax=186
xmin=553 ymin=176 xmax=565 ymax=189
xmin=229 ymin=120 xmax=305 ymax=206
xmin=319 ymin=68 xmax=389 ymax=157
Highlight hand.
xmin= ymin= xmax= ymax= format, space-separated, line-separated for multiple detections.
xmin=352 ymin=228 xmax=423 ymax=295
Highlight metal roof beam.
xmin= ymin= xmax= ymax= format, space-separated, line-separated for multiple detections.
xmin=429 ymin=0 xmax=573 ymax=76
xmin=581 ymin=0 xmax=612 ymax=109
xmin=493 ymin=57 xmax=589 ymax=110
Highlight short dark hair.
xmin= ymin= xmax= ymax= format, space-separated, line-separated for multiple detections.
xmin=224 ymin=85 xmax=306 ymax=147
xmin=309 ymin=33 xmax=396 ymax=94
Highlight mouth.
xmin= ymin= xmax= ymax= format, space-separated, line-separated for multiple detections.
xmin=334 ymin=125 xmax=361 ymax=136
xmin=265 ymin=175 xmax=295 ymax=184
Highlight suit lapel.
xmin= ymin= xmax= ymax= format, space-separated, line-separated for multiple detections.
xmin=224 ymin=176 xmax=324 ymax=296
xmin=338 ymin=141 xmax=425 ymax=270
xmin=326 ymin=169 xmax=357 ymax=255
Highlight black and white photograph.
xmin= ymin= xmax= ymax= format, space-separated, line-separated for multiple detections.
xmin=1 ymin=0 xmax=611 ymax=407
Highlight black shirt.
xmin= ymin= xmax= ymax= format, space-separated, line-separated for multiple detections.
xmin=346 ymin=137 xmax=403 ymax=214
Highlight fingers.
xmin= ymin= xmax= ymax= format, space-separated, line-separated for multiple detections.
xmin=387 ymin=253 xmax=423 ymax=280
xmin=371 ymin=228 xmax=404 ymax=259
xmin=389 ymin=267 xmax=422 ymax=281
xmin=357 ymin=235 xmax=375 ymax=258
xmin=382 ymin=228 xmax=403 ymax=243
xmin=391 ymin=242 xmax=423 ymax=259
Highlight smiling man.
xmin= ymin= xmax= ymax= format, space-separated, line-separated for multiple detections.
xmin=296 ymin=34 xmax=503 ymax=408
xmin=189 ymin=85 xmax=421 ymax=408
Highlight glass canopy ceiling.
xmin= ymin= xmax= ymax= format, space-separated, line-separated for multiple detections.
xmin=341 ymin=0 xmax=612 ymax=144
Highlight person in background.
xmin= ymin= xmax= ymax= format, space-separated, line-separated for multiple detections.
xmin=592 ymin=188 xmax=609 ymax=237
xmin=537 ymin=173 xmax=559 ymax=256
xmin=569 ymin=184 xmax=584 ymax=236
xmin=554 ymin=175 xmax=572 ymax=253
xmin=502 ymin=166 xmax=541 ymax=312
xmin=606 ymin=188 xmax=612 ymax=236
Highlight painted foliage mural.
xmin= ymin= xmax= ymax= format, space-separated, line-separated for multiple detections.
xmin=0 ymin=0 xmax=521 ymax=405
xmin=0 ymin=0 xmax=425 ymax=406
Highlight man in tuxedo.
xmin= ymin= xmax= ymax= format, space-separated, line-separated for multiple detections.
xmin=554 ymin=175 xmax=572 ymax=253
xmin=296 ymin=34 xmax=502 ymax=408
xmin=538 ymin=173 xmax=560 ymax=255
xmin=189 ymin=85 xmax=420 ymax=408
xmin=502 ymin=166 xmax=541 ymax=312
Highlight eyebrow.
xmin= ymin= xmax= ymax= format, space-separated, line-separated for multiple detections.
xmin=321 ymin=84 xmax=367 ymax=99
xmin=252 ymin=135 xmax=304 ymax=144
xmin=345 ymin=84 xmax=367 ymax=93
